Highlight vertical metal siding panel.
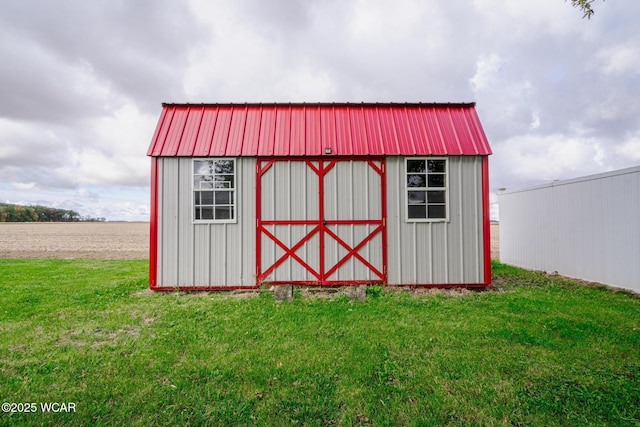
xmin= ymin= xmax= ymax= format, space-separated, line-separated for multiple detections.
xmin=177 ymin=158 xmax=194 ymax=285
xmin=385 ymin=158 xmax=400 ymax=283
xmin=193 ymin=224 xmax=210 ymax=285
xmin=155 ymin=158 xmax=164 ymax=285
xmin=160 ymin=158 xmax=180 ymax=287
xmin=241 ymin=158 xmax=256 ymax=285
xmin=323 ymin=162 xmax=339 ymax=279
xmin=458 ymin=157 xmax=483 ymax=282
xmin=306 ymin=163 xmax=320 ymax=281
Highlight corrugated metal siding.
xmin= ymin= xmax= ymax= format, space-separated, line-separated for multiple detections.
xmin=154 ymin=157 xmax=256 ymax=287
xmin=147 ymin=103 xmax=492 ymax=158
xmin=499 ymin=166 xmax=640 ymax=291
xmin=386 ymin=156 xmax=485 ymax=285
xmin=154 ymin=155 xmax=486 ymax=287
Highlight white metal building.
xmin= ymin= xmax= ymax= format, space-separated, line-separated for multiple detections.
xmin=147 ymin=103 xmax=492 ymax=290
xmin=499 ymin=166 xmax=640 ymax=292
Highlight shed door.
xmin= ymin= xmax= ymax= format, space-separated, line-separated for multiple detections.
xmin=257 ymin=158 xmax=387 ymax=285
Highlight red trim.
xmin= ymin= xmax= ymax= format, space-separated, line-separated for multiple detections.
xmin=153 ymin=285 xmax=259 ymax=292
xmin=481 ymin=156 xmax=491 ymax=285
xmin=149 ymin=157 xmax=159 ymax=289
xmin=387 ymin=283 xmax=490 ymax=289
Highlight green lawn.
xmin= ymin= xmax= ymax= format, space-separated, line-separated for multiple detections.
xmin=0 ymin=259 xmax=638 ymax=426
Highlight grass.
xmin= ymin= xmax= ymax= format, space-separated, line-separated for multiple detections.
xmin=0 ymin=259 xmax=638 ymax=426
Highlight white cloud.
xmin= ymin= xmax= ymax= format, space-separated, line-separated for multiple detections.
xmin=616 ymin=137 xmax=640 ymax=161
xmin=596 ymin=38 xmax=640 ymax=75
xmin=495 ymin=134 xmax=608 ymax=184
xmin=470 ymin=54 xmax=504 ymax=92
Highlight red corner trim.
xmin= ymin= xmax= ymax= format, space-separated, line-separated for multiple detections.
xmin=149 ymin=157 xmax=159 ymax=289
xmin=481 ymin=156 xmax=491 ymax=285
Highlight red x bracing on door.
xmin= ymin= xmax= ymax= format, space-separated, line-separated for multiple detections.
xmin=256 ymin=158 xmax=387 ymax=286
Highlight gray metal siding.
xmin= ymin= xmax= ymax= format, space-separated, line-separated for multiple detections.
xmin=155 ymin=157 xmax=256 ymax=287
xmin=156 ymin=156 xmax=486 ymax=287
xmin=386 ymin=156 xmax=485 ymax=285
xmin=499 ymin=166 xmax=640 ymax=292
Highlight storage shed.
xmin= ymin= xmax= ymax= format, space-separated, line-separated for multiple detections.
xmin=147 ymin=103 xmax=492 ymax=290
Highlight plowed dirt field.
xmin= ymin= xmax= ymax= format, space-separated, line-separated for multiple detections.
xmin=0 ymin=222 xmax=149 ymax=259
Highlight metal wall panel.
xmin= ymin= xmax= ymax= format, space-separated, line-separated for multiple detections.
xmin=499 ymin=166 xmax=640 ymax=291
xmin=386 ymin=156 xmax=485 ymax=285
xmin=155 ymin=157 xmax=256 ymax=287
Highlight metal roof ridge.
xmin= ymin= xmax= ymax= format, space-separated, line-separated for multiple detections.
xmin=161 ymin=102 xmax=477 ymax=108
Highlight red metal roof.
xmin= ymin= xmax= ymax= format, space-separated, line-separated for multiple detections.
xmin=147 ymin=103 xmax=492 ymax=157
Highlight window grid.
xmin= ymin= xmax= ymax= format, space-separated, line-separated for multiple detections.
xmin=193 ymin=159 xmax=236 ymax=223
xmin=405 ymin=158 xmax=448 ymax=221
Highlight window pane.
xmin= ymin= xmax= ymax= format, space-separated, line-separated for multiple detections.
xmin=408 ymin=205 xmax=426 ymax=219
xmin=408 ymin=191 xmax=426 ymax=205
xmin=427 ymin=174 xmax=445 ymax=187
xmin=214 ymin=174 xmax=234 ymax=189
xmin=200 ymin=207 xmax=214 ymax=220
xmin=407 ymin=174 xmax=426 ymax=187
xmin=427 ymin=160 xmax=446 ymax=173
xmin=194 ymin=160 xmax=214 ymax=175
xmin=407 ymin=160 xmax=426 ymax=173
xmin=428 ymin=205 xmax=446 ymax=219
xmin=194 ymin=175 xmax=215 ymax=189
xmin=214 ymin=191 xmax=232 ymax=204
xmin=215 ymin=160 xmax=234 ymax=174
xmin=196 ymin=191 xmax=214 ymax=205
xmin=215 ymin=207 xmax=232 ymax=220
xmin=427 ymin=190 xmax=445 ymax=203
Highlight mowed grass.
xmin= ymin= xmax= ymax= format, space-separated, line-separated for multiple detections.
xmin=0 ymin=259 xmax=638 ymax=426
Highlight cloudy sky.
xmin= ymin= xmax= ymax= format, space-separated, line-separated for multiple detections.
xmin=1 ymin=0 xmax=638 ymax=221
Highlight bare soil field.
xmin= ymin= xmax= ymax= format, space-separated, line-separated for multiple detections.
xmin=0 ymin=222 xmax=500 ymax=260
xmin=0 ymin=222 xmax=149 ymax=259
xmin=490 ymin=222 xmax=500 ymax=260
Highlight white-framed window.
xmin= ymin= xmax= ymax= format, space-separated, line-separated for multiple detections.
xmin=193 ymin=158 xmax=236 ymax=223
xmin=405 ymin=157 xmax=448 ymax=221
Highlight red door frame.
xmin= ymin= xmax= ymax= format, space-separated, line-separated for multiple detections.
xmin=256 ymin=157 xmax=387 ymax=286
